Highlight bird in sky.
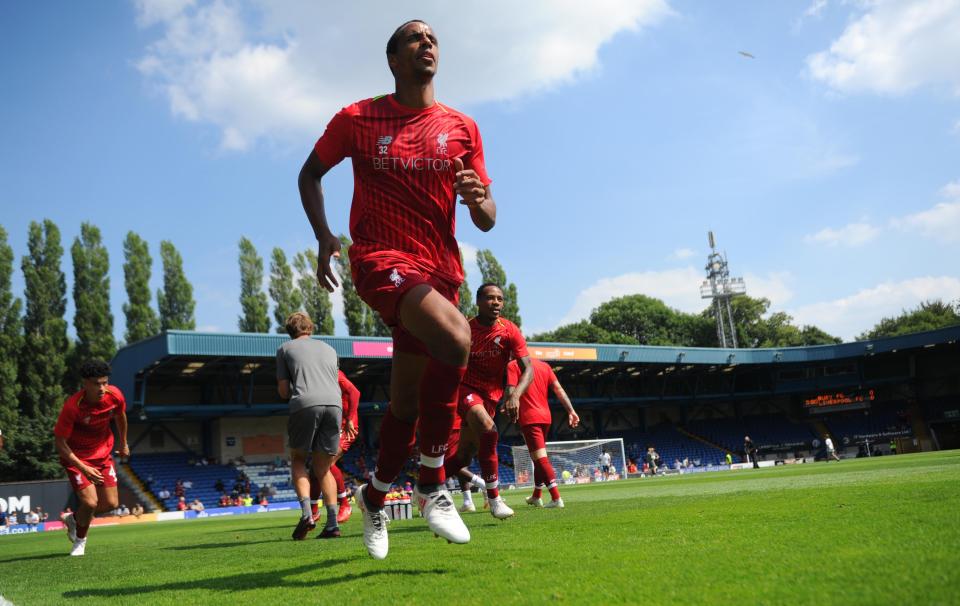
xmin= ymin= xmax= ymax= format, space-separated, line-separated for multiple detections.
xmin=738 ymin=51 xmax=755 ymax=59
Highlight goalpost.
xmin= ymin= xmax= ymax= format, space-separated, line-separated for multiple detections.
xmin=510 ymin=438 xmax=629 ymax=487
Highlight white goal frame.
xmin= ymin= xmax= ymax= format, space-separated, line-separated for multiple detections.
xmin=510 ymin=438 xmax=629 ymax=487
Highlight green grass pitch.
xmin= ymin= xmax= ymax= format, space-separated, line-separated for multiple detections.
xmin=1 ymin=451 xmax=958 ymax=605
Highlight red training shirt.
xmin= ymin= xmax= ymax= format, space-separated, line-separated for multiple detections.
xmin=462 ymin=317 xmax=528 ymax=403
xmin=53 ymin=386 xmax=125 ymax=461
xmin=313 ymin=94 xmax=491 ymax=285
xmin=507 ymin=358 xmax=556 ymax=427
xmin=338 ymin=370 xmax=360 ymax=432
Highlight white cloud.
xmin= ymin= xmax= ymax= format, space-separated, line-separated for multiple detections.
xmin=804 ymin=221 xmax=881 ymax=247
xmin=670 ymin=248 xmax=696 ymax=260
xmin=458 ymin=241 xmax=482 ymax=289
xmin=890 ymin=182 xmax=960 ymax=243
xmin=952 ymin=118 xmax=960 ymax=135
xmin=791 ymin=276 xmax=960 ymax=340
xmin=555 ymin=267 xmax=794 ymax=327
xmin=136 ymin=0 xmax=673 ymax=150
xmin=807 ymin=0 xmax=960 ymax=95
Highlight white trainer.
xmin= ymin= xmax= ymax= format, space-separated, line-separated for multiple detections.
xmin=70 ymin=538 xmax=86 ymax=556
xmin=356 ymin=484 xmax=389 ymax=560
xmin=525 ymin=495 xmax=543 ymax=508
xmin=489 ymin=496 xmax=515 ymax=520
xmin=414 ymin=485 xmax=470 ymax=544
xmin=63 ymin=512 xmax=78 ymax=543
xmin=459 ymin=499 xmax=476 ymax=513
xmin=545 ymin=497 xmax=565 ymax=509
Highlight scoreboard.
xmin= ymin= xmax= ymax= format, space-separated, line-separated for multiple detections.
xmin=803 ymin=388 xmax=875 ymax=413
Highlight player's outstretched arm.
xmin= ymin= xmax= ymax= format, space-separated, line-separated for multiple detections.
xmin=115 ymin=406 xmax=130 ymax=458
xmin=454 ymin=157 xmax=496 ymax=231
xmin=298 ymin=152 xmax=341 ymax=291
xmin=551 ymin=381 xmax=579 ymax=428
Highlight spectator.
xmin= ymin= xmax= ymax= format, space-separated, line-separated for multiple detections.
xmin=259 ymin=495 xmax=269 ymax=506
xmin=627 ymin=460 xmax=638 ymax=474
xmin=26 ymin=509 xmax=41 ymax=528
xmin=176 ymin=497 xmax=187 ymax=511
xmin=7 ymin=511 xmax=18 ymax=525
xmin=189 ymin=499 xmax=204 ymax=512
xmin=0 ymin=509 xmax=7 ymax=527
xmin=214 ymin=479 xmax=225 ymax=492
xmin=242 ymin=494 xmax=253 ymax=507
xmin=725 ymin=452 xmax=733 ymax=465
xmin=232 ymin=494 xmax=243 ymax=507
xmin=219 ymin=494 xmax=230 ymax=507
xmin=35 ymin=506 xmax=48 ymax=522
xmin=174 ymin=480 xmax=185 ymax=498
xmin=131 ymin=504 xmax=144 ymax=518
xmin=116 ymin=504 xmax=131 ymax=517
xmin=744 ymin=436 xmax=759 ymax=469
xmin=182 ymin=479 xmax=193 ymax=489
xmin=157 ymin=487 xmax=171 ymax=499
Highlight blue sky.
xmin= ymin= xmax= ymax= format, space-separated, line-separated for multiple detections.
xmin=2 ymin=0 xmax=958 ymax=342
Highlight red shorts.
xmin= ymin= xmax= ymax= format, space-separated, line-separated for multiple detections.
xmin=62 ymin=456 xmax=118 ymax=492
xmin=457 ymin=386 xmax=497 ymax=420
xmin=351 ymin=253 xmax=460 ymax=355
xmin=521 ymin=424 xmax=550 ymax=453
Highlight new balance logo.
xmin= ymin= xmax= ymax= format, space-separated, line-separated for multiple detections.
xmin=377 ymin=135 xmax=392 ymax=155
xmin=389 ymin=268 xmax=404 ymax=288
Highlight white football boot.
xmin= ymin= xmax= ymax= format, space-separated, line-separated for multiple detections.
xmin=63 ymin=512 xmax=78 ymax=543
xmin=489 ymin=496 xmax=515 ymax=520
xmin=545 ymin=497 xmax=565 ymax=509
xmin=356 ymin=484 xmax=389 ymax=560
xmin=525 ymin=495 xmax=544 ymax=508
xmin=70 ymin=538 xmax=87 ymax=556
xmin=414 ymin=485 xmax=470 ymax=544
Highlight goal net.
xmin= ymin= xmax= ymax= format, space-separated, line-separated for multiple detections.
xmin=510 ymin=438 xmax=628 ymax=487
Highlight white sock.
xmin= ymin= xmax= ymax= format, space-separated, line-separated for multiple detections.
xmin=471 ymin=475 xmax=486 ymax=489
xmin=462 ymin=491 xmax=473 ymax=504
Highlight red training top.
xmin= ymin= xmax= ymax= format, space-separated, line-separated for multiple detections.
xmin=314 ymin=94 xmax=491 ymax=285
xmin=53 ymin=386 xmax=125 ymax=461
xmin=338 ymin=370 xmax=360 ymax=432
xmin=507 ymin=358 xmax=557 ymax=427
xmin=462 ymin=317 xmax=528 ymax=403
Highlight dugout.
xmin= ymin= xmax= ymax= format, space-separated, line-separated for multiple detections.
xmin=110 ymin=326 xmax=960 ymax=464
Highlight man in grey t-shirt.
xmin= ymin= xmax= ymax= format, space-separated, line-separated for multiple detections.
xmin=277 ymin=311 xmax=342 ymax=539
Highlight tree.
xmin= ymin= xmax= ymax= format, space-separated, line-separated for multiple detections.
xmin=237 ymin=237 xmax=269 ymax=333
xmin=122 ymin=231 xmax=160 ymax=343
xmin=71 ymin=222 xmax=115 ymax=374
xmin=157 ymin=240 xmax=196 ymax=331
xmin=857 ymin=300 xmax=960 ymax=341
xmin=702 ymin=296 xmax=841 ymax=347
xmin=530 ymin=320 xmax=638 ymax=345
xmin=590 ymin=294 xmax=705 ymax=346
xmin=457 ymin=247 xmax=477 ymax=318
xmin=269 ymin=248 xmax=302 ymax=333
xmin=336 ymin=235 xmax=389 ymax=336
xmin=293 ymin=249 xmax=334 ymax=335
xmin=18 ymin=220 xmax=69 ymax=479
xmin=0 ymin=226 xmax=23 ymax=480
xmin=477 ymin=249 xmax=521 ymax=326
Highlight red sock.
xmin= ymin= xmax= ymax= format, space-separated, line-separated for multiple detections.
xmin=479 ymin=429 xmax=500 ymax=499
xmin=538 ymin=456 xmax=561 ymax=500
xmin=76 ymin=523 xmax=90 ymax=539
xmin=443 ymin=449 xmax=464 ymax=479
xmin=415 ymin=359 xmax=465 ymax=487
xmin=330 ymin=465 xmax=347 ymax=504
xmin=532 ymin=486 xmax=543 ymax=499
xmin=369 ymin=407 xmax=417 ymax=507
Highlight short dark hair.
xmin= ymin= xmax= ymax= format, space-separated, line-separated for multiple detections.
xmin=79 ymin=359 xmax=111 ymax=379
xmin=476 ymin=282 xmax=502 ymax=301
xmin=386 ymin=19 xmax=428 ymax=55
